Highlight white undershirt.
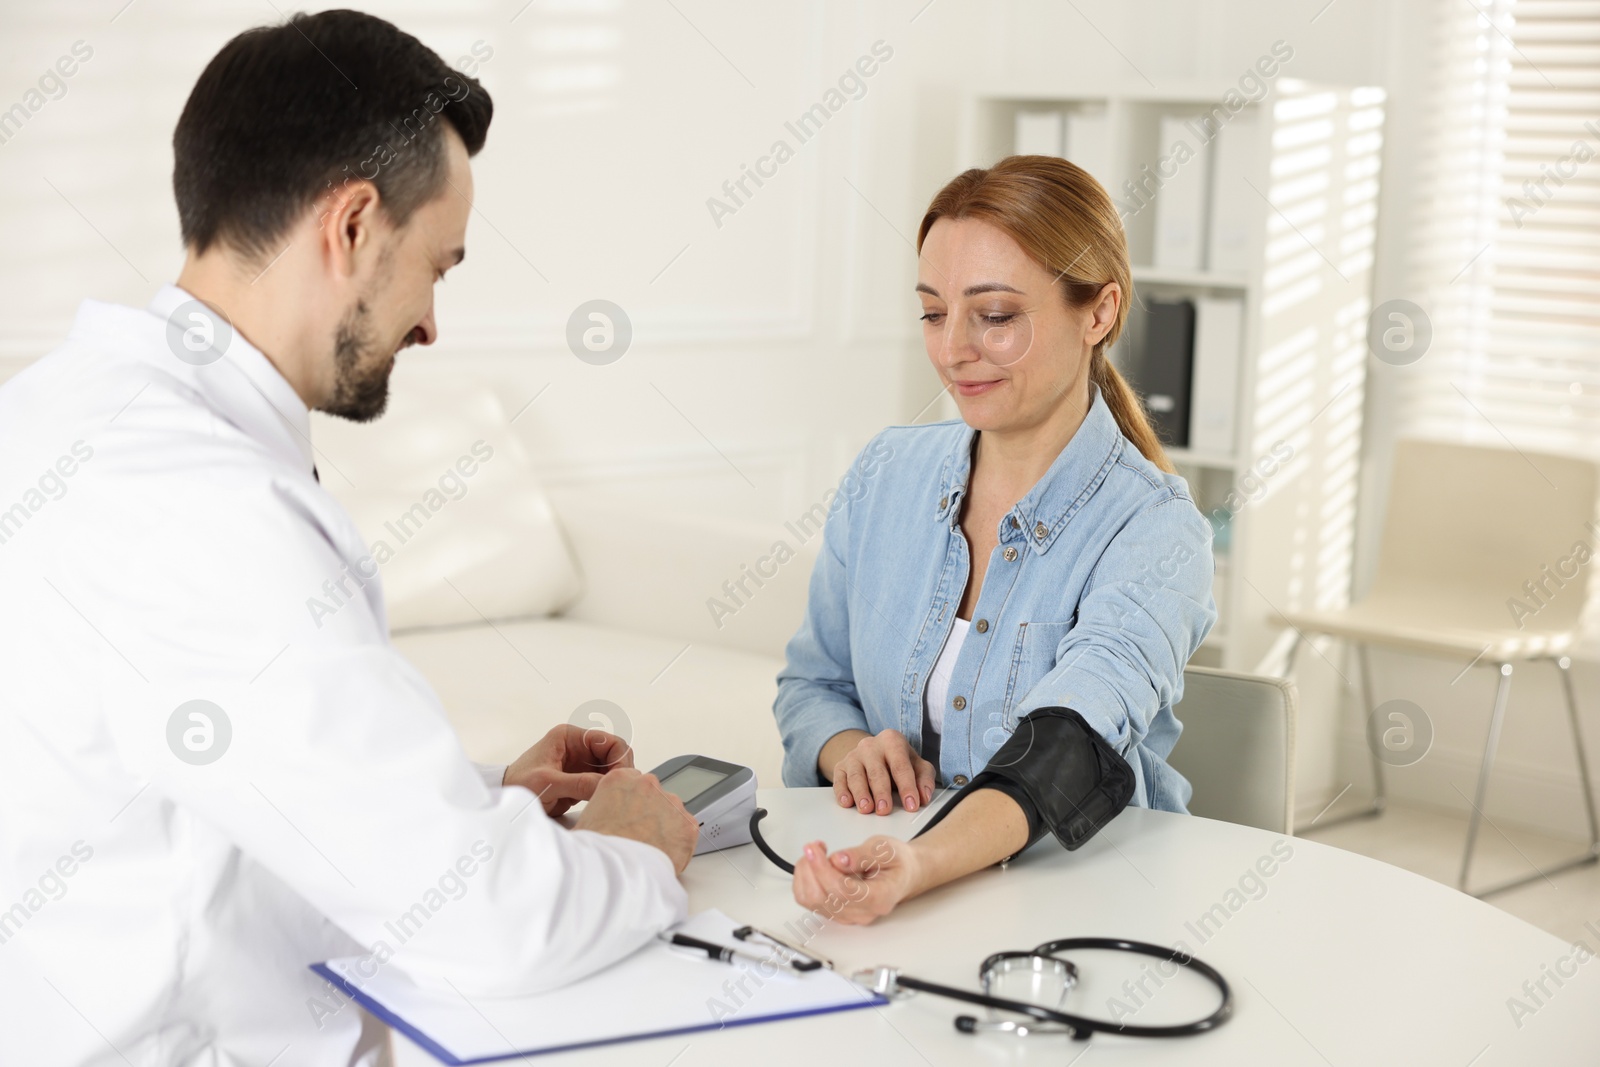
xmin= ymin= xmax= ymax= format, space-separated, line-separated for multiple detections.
xmin=925 ymin=616 xmax=972 ymax=735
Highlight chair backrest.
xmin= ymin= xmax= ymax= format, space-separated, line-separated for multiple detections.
xmin=1368 ymin=439 xmax=1600 ymax=630
xmin=1166 ymin=666 xmax=1297 ymax=834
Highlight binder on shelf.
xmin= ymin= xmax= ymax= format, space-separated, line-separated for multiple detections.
xmin=1189 ymin=297 xmax=1244 ymax=456
xmin=1064 ymin=109 xmax=1111 ymax=186
xmin=1205 ymin=108 xmax=1261 ymax=275
xmin=1013 ymin=109 xmax=1064 ymax=156
xmin=1117 ymin=296 xmax=1197 ymax=449
xmin=310 ymin=909 xmax=882 ymax=1064
xmin=1152 ymin=114 xmax=1213 ymax=271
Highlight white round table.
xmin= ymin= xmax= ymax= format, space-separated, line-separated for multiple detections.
xmin=398 ymin=788 xmax=1600 ymax=1065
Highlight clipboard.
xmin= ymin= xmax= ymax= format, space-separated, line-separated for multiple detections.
xmin=310 ymin=909 xmax=885 ymax=1063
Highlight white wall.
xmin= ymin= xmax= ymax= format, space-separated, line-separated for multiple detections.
xmin=11 ymin=0 xmax=1574 ymax=836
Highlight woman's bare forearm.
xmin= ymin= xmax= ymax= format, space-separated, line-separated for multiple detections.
xmin=903 ymin=788 xmax=1030 ymax=897
xmin=816 ymin=729 xmax=870 ymax=781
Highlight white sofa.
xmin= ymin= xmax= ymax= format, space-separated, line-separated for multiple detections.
xmin=310 ymin=385 xmax=818 ymax=789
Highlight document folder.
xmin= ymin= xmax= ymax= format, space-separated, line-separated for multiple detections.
xmin=311 ymin=909 xmax=884 ymax=1064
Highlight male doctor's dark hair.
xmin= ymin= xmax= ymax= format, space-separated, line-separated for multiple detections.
xmin=172 ymin=9 xmax=493 ymax=259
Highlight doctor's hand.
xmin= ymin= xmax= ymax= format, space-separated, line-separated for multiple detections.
xmin=574 ymin=769 xmax=700 ymax=874
xmin=824 ymin=729 xmax=936 ymax=815
xmin=504 ymin=724 xmax=634 ymax=817
xmin=792 ymin=836 xmax=924 ymax=925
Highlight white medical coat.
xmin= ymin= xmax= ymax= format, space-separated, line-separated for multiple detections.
xmin=0 ymin=286 xmax=687 ymax=1065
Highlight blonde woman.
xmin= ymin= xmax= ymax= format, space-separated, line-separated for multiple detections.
xmin=773 ymin=156 xmax=1216 ymax=922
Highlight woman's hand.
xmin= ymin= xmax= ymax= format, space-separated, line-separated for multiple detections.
xmin=827 ymin=729 xmax=936 ymax=815
xmin=791 ymin=836 xmax=925 ymax=925
xmin=793 ymin=790 xmax=1030 ymax=925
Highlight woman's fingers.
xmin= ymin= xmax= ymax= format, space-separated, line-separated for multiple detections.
xmin=793 ymin=840 xmax=845 ymax=910
xmin=833 ymin=760 xmax=855 ymax=808
xmin=837 ymin=732 xmax=937 ymax=815
xmin=863 ymin=756 xmax=894 ymax=815
xmin=805 ymin=843 xmax=864 ymax=907
xmin=792 ymin=853 xmax=821 ymax=908
xmin=828 ymin=839 xmax=885 ymax=873
xmin=883 ymin=745 xmax=921 ymax=813
xmin=843 ymin=761 xmax=873 ymax=814
xmin=915 ymin=757 xmax=937 ymax=807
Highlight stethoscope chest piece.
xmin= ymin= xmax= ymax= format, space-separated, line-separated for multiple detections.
xmin=852 ymin=966 xmax=908 ymax=1000
xmin=980 ymin=951 xmax=1078 ymax=998
xmin=961 ymin=952 xmax=1082 ymax=1036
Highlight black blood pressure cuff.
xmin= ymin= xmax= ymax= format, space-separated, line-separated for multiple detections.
xmin=913 ymin=707 xmax=1136 ymax=857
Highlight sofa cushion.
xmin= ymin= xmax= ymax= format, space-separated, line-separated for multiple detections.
xmin=393 ymin=617 xmax=787 ymax=789
xmin=311 ymin=384 xmax=582 ymax=632
xmin=548 ymin=488 xmax=819 ymax=661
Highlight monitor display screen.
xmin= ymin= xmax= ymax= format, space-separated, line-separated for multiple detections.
xmin=659 ymin=764 xmax=728 ymax=803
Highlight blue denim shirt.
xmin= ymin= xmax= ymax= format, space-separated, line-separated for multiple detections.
xmin=774 ymin=383 xmax=1216 ymax=812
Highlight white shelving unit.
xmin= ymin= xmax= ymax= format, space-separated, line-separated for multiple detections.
xmin=958 ymin=80 xmax=1386 ymax=677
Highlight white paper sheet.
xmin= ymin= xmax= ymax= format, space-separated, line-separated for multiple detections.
xmin=313 ymin=909 xmax=882 ymax=1064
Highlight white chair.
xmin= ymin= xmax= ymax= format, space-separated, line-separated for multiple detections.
xmin=1166 ymin=666 xmax=1298 ymax=835
xmin=1274 ymin=438 xmax=1600 ymax=897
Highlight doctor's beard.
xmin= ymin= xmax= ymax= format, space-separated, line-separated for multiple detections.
xmin=323 ymin=298 xmax=394 ymax=423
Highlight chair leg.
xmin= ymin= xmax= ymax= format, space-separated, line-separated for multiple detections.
xmin=1357 ymin=643 xmax=1387 ymax=816
xmin=1460 ymin=663 xmax=1513 ymax=892
xmin=1294 ymin=640 xmax=1386 ymax=833
xmin=1555 ymin=655 xmax=1600 ymax=855
xmin=1467 ymin=656 xmax=1600 ymax=898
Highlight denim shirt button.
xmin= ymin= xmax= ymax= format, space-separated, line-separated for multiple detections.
xmin=953 ymin=774 xmax=969 ymax=786
xmin=1008 ymin=515 xmax=1020 ymax=528
xmin=975 ymin=618 xmax=989 ymax=634
xmin=951 ymin=695 xmax=966 ymax=710
xmin=940 ymin=495 xmax=949 ymax=510
xmin=1035 ymin=522 xmax=1049 ymax=539
xmin=1003 ymin=547 xmax=1019 ymax=562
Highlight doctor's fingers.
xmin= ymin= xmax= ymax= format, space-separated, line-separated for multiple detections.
xmin=540 ymin=769 xmax=606 ymax=809
xmin=555 ymin=723 xmax=633 ymax=770
xmin=579 ymin=728 xmax=634 ymax=771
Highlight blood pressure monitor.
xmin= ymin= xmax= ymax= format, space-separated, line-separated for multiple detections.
xmin=648 ymin=754 xmax=757 ymax=856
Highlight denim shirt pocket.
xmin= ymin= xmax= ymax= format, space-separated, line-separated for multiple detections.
xmin=1000 ymin=620 xmax=1076 ymax=730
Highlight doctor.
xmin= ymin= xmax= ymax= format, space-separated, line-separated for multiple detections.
xmin=0 ymin=11 xmax=696 ymax=1066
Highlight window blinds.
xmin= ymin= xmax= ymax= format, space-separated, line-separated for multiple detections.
xmin=1401 ymin=0 xmax=1600 ymax=460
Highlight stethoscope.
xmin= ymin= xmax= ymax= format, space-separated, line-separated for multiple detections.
xmin=749 ymin=808 xmax=1233 ymax=1041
